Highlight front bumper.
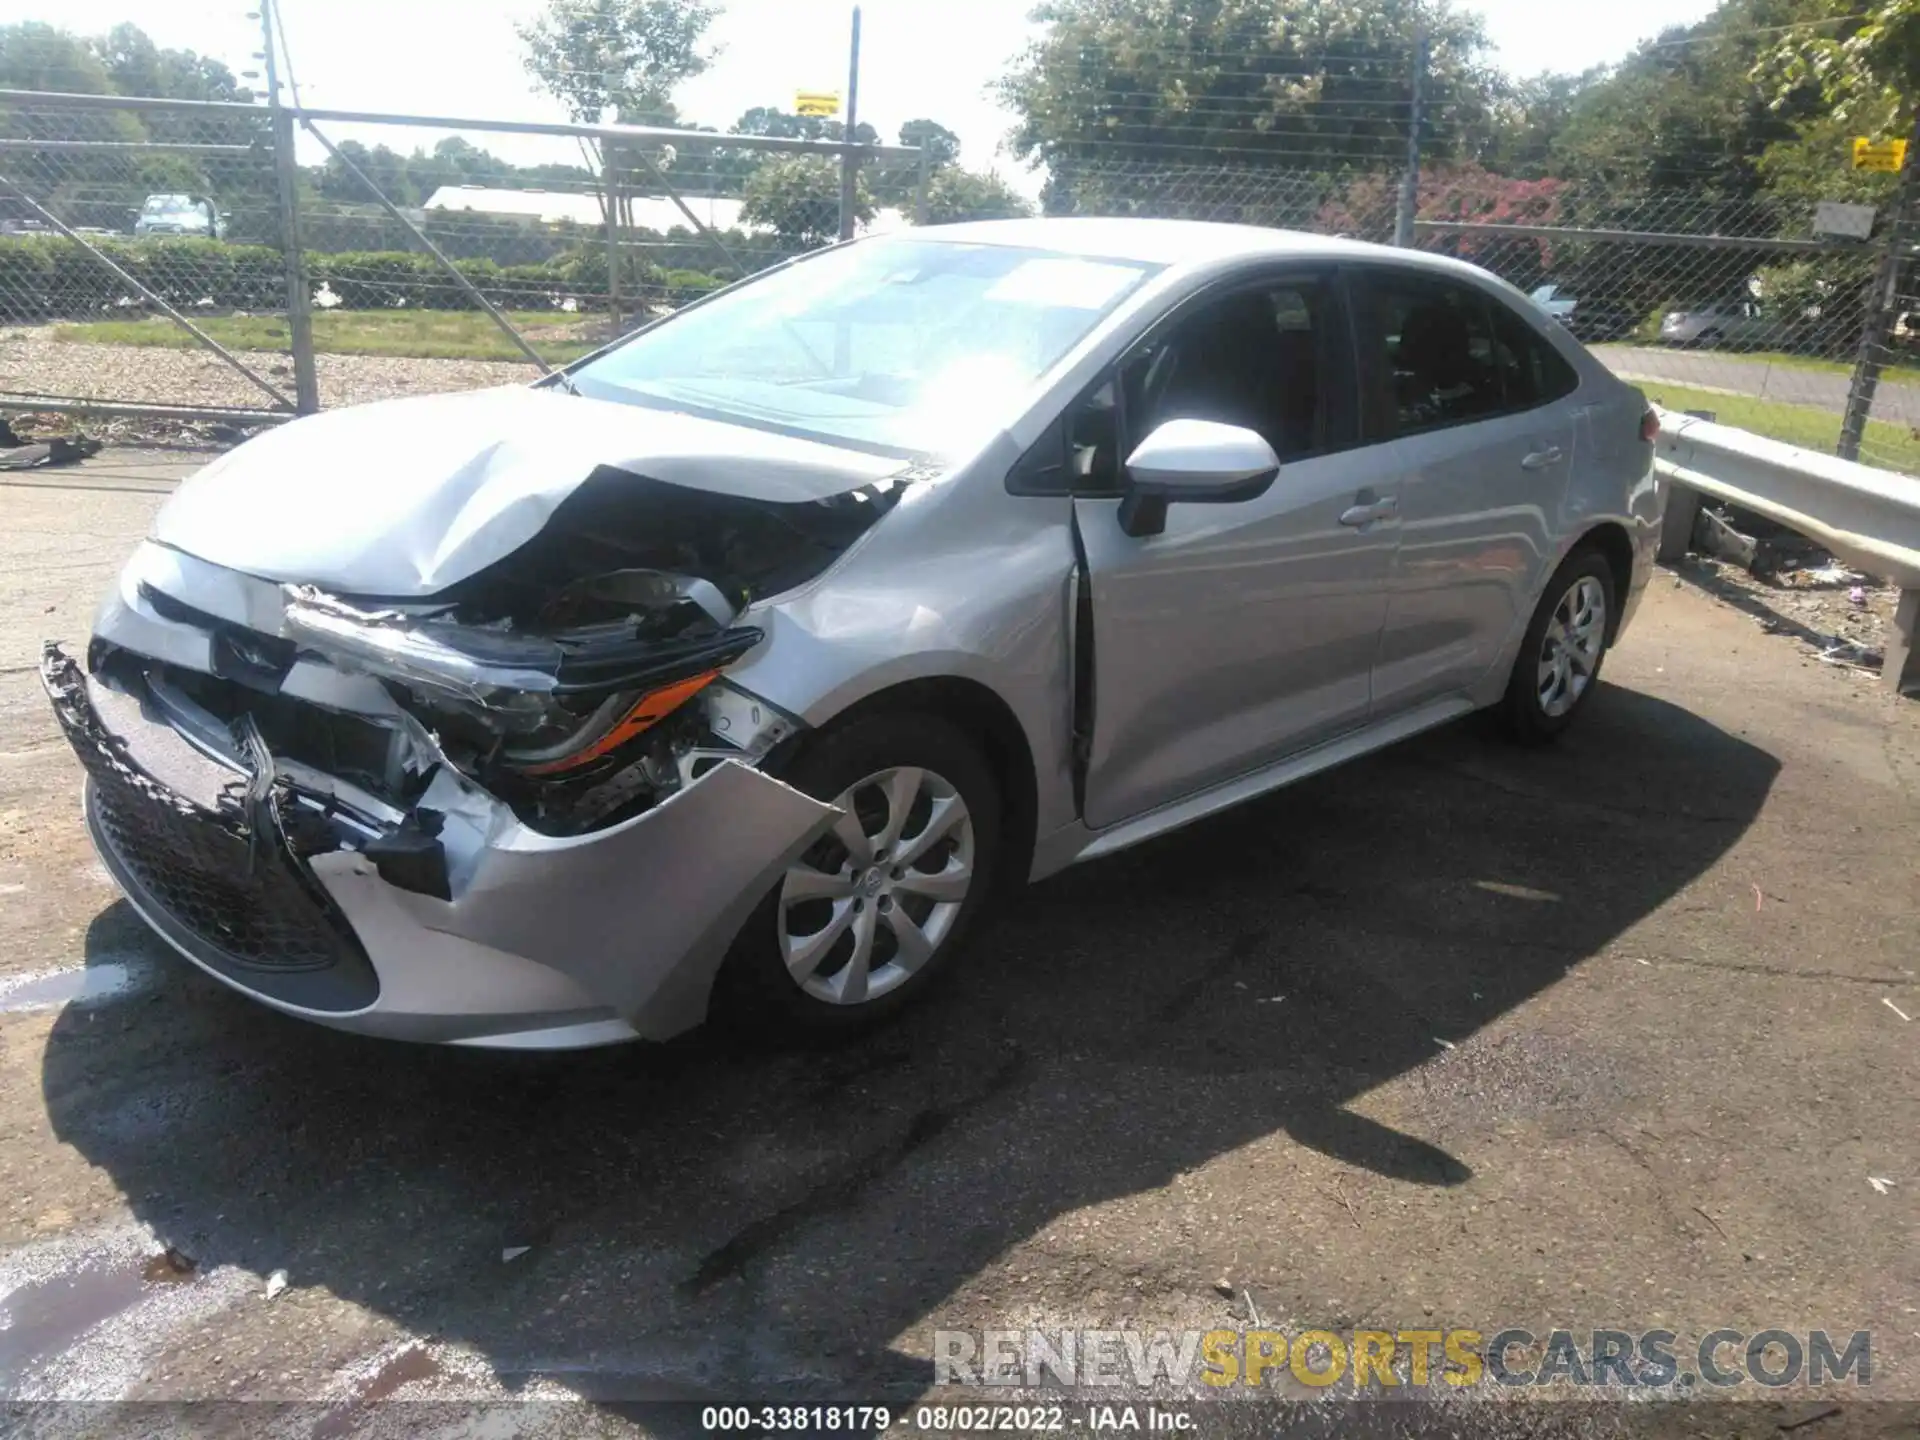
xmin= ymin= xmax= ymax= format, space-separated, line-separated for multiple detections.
xmin=43 ymin=646 xmax=839 ymax=1048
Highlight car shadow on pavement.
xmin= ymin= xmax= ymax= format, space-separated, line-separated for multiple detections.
xmin=40 ymin=682 xmax=1777 ymax=1406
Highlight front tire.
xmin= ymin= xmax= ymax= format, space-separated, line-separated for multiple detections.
xmin=1502 ymin=548 xmax=1616 ymax=745
xmin=716 ymin=712 xmax=1002 ymax=1039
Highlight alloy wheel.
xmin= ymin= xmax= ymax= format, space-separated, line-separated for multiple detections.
xmin=777 ymin=766 xmax=976 ymax=1006
xmin=1537 ymin=575 xmax=1608 ymax=719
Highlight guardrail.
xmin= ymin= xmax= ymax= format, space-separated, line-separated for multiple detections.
xmin=1653 ymin=407 xmax=1920 ymax=696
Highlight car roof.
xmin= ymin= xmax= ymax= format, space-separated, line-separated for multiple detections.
xmin=913 ymin=216 xmax=1500 ymax=285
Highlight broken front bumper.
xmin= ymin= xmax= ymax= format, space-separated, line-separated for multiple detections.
xmin=42 ymin=646 xmax=840 ymax=1048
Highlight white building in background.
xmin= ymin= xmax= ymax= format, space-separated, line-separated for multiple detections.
xmin=423 ymin=184 xmax=753 ymax=234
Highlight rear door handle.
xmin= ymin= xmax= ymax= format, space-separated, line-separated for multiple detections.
xmin=1339 ymin=496 xmax=1399 ymax=528
xmin=1522 ymin=446 xmax=1565 ymax=470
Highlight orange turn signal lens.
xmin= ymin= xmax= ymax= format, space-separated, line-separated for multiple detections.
xmin=521 ymin=670 xmax=722 ymax=777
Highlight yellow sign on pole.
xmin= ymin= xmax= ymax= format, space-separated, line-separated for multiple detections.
xmin=795 ymin=91 xmax=842 ymax=118
xmin=1853 ymin=136 xmax=1908 ymax=172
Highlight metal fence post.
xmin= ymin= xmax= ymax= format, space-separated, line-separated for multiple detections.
xmin=1393 ymin=27 xmax=1429 ymax=249
xmin=914 ymin=144 xmax=932 ymax=226
xmin=838 ymin=5 xmax=864 ymax=241
xmin=1839 ymin=112 xmax=1920 ymax=462
xmin=604 ymin=140 xmax=622 ymax=335
xmin=260 ymin=0 xmax=319 ymax=415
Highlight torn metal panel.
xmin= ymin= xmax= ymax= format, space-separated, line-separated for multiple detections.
xmin=153 ymin=385 xmax=917 ymax=596
xmin=44 ymin=644 xmax=382 ymax=1013
xmin=317 ymin=759 xmax=841 ymax=1035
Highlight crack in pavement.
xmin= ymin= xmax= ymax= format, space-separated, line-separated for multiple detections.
xmin=680 ymin=1046 xmax=1028 ymax=1297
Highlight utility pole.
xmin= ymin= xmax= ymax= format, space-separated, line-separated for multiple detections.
xmin=1393 ymin=26 xmax=1429 ymax=249
xmin=1839 ymin=110 xmax=1920 ymax=462
xmin=838 ymin=5 xmax=863 ymax=242
xmin=258 ymin=0 xmax=319 ymax=414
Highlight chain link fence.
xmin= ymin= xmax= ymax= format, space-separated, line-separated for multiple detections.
xmin=0 ymin=92 xmax=303 ymax=418
xmin=5 ymin=90 xmax=1919 ymax=477
xmin=0 ymin=89 xmax=927 ymax=423
xmin=1046 ymin=155 xmax=1920 ymax=475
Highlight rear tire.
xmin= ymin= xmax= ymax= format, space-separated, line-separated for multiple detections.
xmin=715 ymin=712 xmax=1002 ymax=1040
xmin=1502 ymin=547 xmax=1617 ymax=745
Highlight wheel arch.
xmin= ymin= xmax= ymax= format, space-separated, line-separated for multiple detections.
xmin=1572 ymin=520 xmax=1635 ymax=642
xmin=790 ymin=675 xmax=1040 ymax=899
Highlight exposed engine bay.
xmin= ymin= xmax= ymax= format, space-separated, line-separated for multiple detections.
xmin=88 ymin=466 xmax=906 ymax=857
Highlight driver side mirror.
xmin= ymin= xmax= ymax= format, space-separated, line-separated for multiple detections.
xmin=1117 ymin=419 xmax=1280 ymax=539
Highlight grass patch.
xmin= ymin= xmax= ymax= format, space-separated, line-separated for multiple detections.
xmin=1639 ymin=381 xmax=1920 ymax=474
xmin=51 ymin=309 xmax=600 ymax=364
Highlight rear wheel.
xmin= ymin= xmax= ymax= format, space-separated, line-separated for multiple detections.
xmin=716 ymin=713 xmax=1001 ymax=1038
xmin=1502 ymin=548 xmax=1616 ymax=745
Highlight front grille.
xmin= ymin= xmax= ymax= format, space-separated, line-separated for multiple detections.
xmin=42 ymin=647 xmax=377 ymax=1006
xmin=86 ymin=766 xmax=356 ymax=975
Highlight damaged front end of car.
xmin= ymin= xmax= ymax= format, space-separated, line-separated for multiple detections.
xmin=41 ymin=446 xmax=916 ymax=1046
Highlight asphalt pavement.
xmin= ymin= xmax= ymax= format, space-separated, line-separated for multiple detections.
xmin=1 ymin=451 xmax=1917 ymax=1432
xmin=1597 ymin=345 xmax=1920 ymax=427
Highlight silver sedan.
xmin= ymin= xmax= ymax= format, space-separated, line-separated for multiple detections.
xmin=43 ymin=218 xmax=1665 ymax=1048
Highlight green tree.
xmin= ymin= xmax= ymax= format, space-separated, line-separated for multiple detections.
xmin=518 ymin=0 xmax=722 ymax=125
xmin=732 ymin=106 xmax=877 ymax=145
xmin=1545 ymin=0 xmax=1819 ymax=199
xmin=1756 ymin=0 xmax=1920 ymax=132
xmin=921 ymin=167 xmax=1032 ymax=224
xmin=899 ymin=118 xmax=961 ymax=168
xmin=741 ymin=155 xmax=869 ymax=248
xmin=998 ymin=0 xmax=1501 ymax=171
xmin=0 ymin=21 xmax=115 ymax=94
xmin=93 ymin=22 xmax=251 ymax=105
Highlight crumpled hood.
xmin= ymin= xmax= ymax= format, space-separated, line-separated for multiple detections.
xmin=153 ymin=385 xmax=908 ymax=597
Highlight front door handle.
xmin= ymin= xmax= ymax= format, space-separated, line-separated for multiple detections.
xmin=1522 ymin=446 xmax=1565 ymax=471
xmin=1340 ymin=495 xmax=1399 ymax=528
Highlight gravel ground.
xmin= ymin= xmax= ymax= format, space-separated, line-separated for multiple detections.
xmin=0 ymin=325 xmax=540 ymax=413
xmin=1 ymin=454 xmax=1918 ymax=1437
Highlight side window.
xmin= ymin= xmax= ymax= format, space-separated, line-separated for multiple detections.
xmin=1068 ymin=378 xmax=1123 ymax=494
xmin=1013 ymin=276 xmax=1341 ymax=498
xmin=1489 ymin=299 xmax=1580 ymax=410
xmin=1135 ymin=282 xmax=1328 ymax=464
xmin=1371 ymin=276 xmax=1506 ymax=434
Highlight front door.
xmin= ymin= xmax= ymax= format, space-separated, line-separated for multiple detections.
xmin=1069 ymin=272 xmax=1399 ymax=831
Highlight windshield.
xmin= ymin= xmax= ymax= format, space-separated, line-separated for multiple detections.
xmin=569 ymin=238 xmax=1161 ymax=454
xmin=142 ymin=196 xmax=204 ymax=218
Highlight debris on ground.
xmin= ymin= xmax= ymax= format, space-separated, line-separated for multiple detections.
xmin=1212 ymin=1277 xmax=1234 ymax=1298
xmin=1672 ymin=549 xmax=1900 ymax=675
xmin=0 ymin=407 xmax=259 ymax=454
xmin=265 ymin=1268 xmax=289 ymax=1300
xmin=0 ymin=415 xmax=102 ymax=469
xmin=1867 ymin=1176 xmax=1895 ymax=1195
xmin=141 ymin=1246 xmax=197 ymax=1283
xmin=1885 ymin=998 xmax=1913 ymax=1022
xmin=501 ymin=1246 xmax=531 ymax=1263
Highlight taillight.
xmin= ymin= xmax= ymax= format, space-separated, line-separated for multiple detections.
xmin=1640 ymin=409 xmax=1660 ymax=444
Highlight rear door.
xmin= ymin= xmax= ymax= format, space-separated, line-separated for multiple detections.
xmin=1350 ymin=267 xmax=1585 ymax=718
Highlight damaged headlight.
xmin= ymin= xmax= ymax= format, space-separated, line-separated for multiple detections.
xmin=281 ymin=575 xmax=769 ymax=834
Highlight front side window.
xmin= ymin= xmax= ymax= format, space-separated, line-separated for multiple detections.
xmin=569 ymin=239 xmax=1160 ymax=456
xmin=1044 ymin=279 xmax=1332 ymax=497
